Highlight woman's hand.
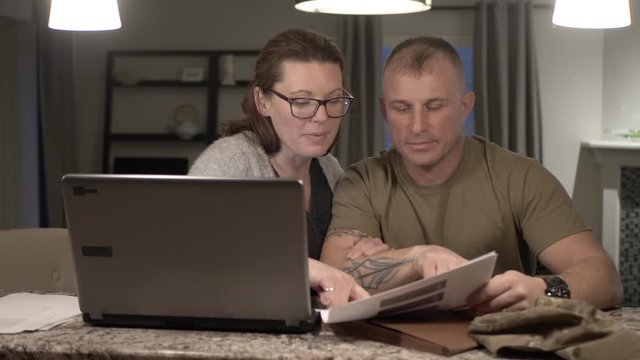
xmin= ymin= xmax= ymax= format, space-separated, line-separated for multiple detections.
xmin=308 ymin=258 xmax=369 ymax=307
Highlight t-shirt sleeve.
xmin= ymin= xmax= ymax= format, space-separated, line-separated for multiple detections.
xmin=329 ymin=165 xmax=382 ymax=238
xmin=513 ymin=160 xmax=590 ymax=256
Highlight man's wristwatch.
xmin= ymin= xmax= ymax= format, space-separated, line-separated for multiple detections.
xmin=539 ymin=275 xmax=571 ymax=299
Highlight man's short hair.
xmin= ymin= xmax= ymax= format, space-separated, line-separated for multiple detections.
xmin=384 ymin=36 xmax=466 ymax=90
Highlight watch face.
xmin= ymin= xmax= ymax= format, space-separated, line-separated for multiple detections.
xmin=543 ymin=276 xmax=571 ymax=299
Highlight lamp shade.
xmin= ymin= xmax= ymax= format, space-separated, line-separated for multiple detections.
xmin=552 ymin=0 xmax=631 ymax=29
xmin=49 ymin=0 xmax=121 ymax=31
xmin=295 ymin=0 xmax=431 ymax=15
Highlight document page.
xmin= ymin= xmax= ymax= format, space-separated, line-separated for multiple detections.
xmin=318 ymin=252 xmax=497 ymax=323
xmin=0 ymin=293 xmax=81 ymax=334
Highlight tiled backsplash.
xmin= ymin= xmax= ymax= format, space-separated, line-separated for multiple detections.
xmin=620 ymin=167 xmax=640 ymax=307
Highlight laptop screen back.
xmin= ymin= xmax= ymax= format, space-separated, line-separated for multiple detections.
xmin=62 ymin=174 xmax=315 ymax=332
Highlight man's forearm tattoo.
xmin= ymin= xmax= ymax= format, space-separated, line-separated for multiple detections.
xmin=328 ymin=228 xmax=411 ymax=290
xmin=344 ymin=257 xmax=412 ymax=291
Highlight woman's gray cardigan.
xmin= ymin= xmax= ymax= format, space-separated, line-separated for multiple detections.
xmin=188 ymin=131 xmax=343 ymax=191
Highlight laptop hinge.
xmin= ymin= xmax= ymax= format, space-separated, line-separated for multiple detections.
xmin=90 ymin=312 xmax=104 ymax=320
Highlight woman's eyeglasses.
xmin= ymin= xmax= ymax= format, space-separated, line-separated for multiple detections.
xmin=269 ymin=88 xmax=354 ymax=119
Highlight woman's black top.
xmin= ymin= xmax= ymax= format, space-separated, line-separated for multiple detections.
xmin=270 ymin=158 xmax=333 ymax=260
xmin=306 ymin=158 xmax=333 ymax=260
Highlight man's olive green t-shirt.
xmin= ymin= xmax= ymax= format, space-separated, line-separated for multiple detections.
xmin=329 ymin=136 xmax=589 ymax=274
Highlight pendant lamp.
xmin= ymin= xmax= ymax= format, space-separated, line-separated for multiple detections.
xmin=295 ymin=0 xmax=431 ymax=15
xmin=552 ymin=0 xmax=631 ymax=29
xmin=49 ymin=0 xmax=121 ymax=31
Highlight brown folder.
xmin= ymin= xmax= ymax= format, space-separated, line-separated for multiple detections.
xmin=327 ymin=311 xmax=478 ymax=356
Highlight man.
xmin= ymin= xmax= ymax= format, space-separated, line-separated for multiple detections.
xmin=321 ymin=36 xmax=622 ymax=313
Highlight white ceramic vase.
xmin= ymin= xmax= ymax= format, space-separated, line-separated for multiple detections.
xmin=220 ymin=54 xmax=235 ymax=86
xmin=175 ymin=120 xmax=198 ymax=140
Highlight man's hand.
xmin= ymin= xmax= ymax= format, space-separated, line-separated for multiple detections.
xmin=308 ymin=258 xmax=370 ymax=307
xmin=411 ymin=245 xmax=469 ymax=278
xmin=347 ymin=237 xmax=390 ymax=260
xmin=466 ymin=271 xmax=547 ymax=313
xmin=467 ymin=231 xmax=623 ymax=314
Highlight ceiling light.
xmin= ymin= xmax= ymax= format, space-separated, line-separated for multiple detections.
xmin=552 ymin=0 xmax=631 ymax=29
xmin=49 ymin=0 xmax=122 ymax=31
xmin=295 ymin=0 xmax=431 ymax=15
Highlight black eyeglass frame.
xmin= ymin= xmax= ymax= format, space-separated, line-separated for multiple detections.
xmin=269 ymin=88 xmax=354 ymax=119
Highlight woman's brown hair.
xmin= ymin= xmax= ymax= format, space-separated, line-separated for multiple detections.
xmin=223 ymin=28 xmax=345 ymax=155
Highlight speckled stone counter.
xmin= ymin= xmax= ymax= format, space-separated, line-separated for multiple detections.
xmin=1 ymin=307 xmax=639 ymax=360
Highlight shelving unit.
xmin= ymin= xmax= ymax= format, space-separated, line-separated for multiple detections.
xmin=102 ymin=50 xmax=259 ymax=174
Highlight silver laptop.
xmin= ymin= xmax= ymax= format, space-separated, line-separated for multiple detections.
xmin=61 ymin=174 xmax=317 ymax=333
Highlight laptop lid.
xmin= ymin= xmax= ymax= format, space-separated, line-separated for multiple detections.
xmin=61 ymin=174 xmax=316 ymax=333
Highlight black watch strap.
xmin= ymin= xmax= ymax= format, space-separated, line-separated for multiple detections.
xmin=539 ymin=275 xmax=571 ymax=299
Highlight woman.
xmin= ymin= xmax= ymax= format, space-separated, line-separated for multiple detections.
xmin=189 ymin=29 xmax=386 ymax=306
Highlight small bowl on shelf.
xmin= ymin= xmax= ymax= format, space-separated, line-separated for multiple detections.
xmin=112 ymin=71 xmax=141 ymax=86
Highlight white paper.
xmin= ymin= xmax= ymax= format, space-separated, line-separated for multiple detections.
xmin=318 ymin=252 xmax=498 ymax=323
xmin=0 ymin=293 xmax=81 ymax=334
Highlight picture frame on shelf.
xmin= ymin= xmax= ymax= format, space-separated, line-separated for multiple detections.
xmin=181 ymin=67 xmax=204 ymax=82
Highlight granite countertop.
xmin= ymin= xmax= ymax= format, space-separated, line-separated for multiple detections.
xmin=1 ymin=307 xmax=639 ymax=360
